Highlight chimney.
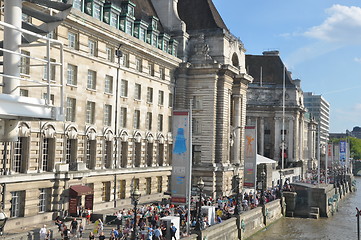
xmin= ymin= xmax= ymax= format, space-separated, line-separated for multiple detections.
xmin=262 ymin=50 xmax=279 ymax=56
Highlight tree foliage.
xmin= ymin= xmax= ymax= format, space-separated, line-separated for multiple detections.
xmin=330 ymin=137 xmax=361 ymax=159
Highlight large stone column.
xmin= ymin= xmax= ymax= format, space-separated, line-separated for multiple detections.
xmin=288 ymin=117 xmax=294 ymax=162
xmin=232 ymin=95 xmax=241 ymax=165
xmin=294 ymin=114 xmax=300 ymax=161
xmin=274 ymin=117 xmax=281 ymax=162
xmin=259 ymin=117 xmax=265 ymax=156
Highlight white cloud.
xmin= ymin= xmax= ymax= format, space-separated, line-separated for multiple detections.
xmin=354 ymin=57 xmax=361 ymax=63
xmin=304 ymin=5 xmax=361 ymax=44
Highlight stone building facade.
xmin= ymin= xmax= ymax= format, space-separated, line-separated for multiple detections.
xmin=0 ymin=0 xmax=181 ymax=230
xmin=0 ymin=0 xmax=252 ymax=229
xmin=245 ymin=51 xmax=316 ymax=176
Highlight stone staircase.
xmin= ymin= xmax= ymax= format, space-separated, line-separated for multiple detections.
xmin=309 ymin=207 xmax=320 ymax=219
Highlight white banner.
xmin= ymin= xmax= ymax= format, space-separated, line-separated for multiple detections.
xmin=171 ymin=111 xmax=190 ymax=203
xmin=243 ymin=126 xmax=257 ymax=188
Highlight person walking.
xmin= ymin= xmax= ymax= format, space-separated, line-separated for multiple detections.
xmin=79 ymin=222 xmax=84 ymax=239
xmin=98 ymin=231 xmax=106 ymax=240
xmin=39 ymin=224 xmax=47 ymax=240
xmin=89 ymin=232 xmax=95 ymax=240
xmin=71 ymin=218 xmax=78 ymax=237
xmin=170 ymin=223 xmax=177 ymax=240
xmin=153 ymin=225 xmax=162 ymax=240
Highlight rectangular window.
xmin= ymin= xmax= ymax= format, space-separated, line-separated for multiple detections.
xmin=10 ymin=191 xmax=24 ymax=218
xmin=47 ymin=28 xmax=57 ymax=39
xmin=158 ymin=90 xmax=164 ymax=106
xmin=147 ymin=87 xmax=153 ymax=103
xmin=133 ymin=110 xmax=140 ymax=129
xmin=146 ymin=178 xmax=151 ymax=195
xmin=104 ymin=75 xmax=113 ymax=94
xmin=126 ymin=20 xmax=133 ymax=35
xmin=67 ymin=64 xmax=77 ymax=85
xmin=192 ymin=118 xmax=202 ymax=134
xmin=120 ymin=107 xmax=127 ymax=128
xmin=135 ymin=58 xmax=142 ymax=72
xmin=104 ymin=104 xmax=112 ymax=126
xmin=86 ymin=101 xmax=96 ymax=124
xmin=118 ymin=180 xmax=126 ymax=199
xmin=66 ymin=97 xmax=76 ymax=122
xmin=122 ymin=53 xmax=129 ymax=67
xmin=158 ymin=114 xmax=163 ymax=132
xmin=169 ymin=93 xmax=173 ymax=108
xmin=168 ymin=116 xmax=172 ymax=133
xmin=159 ymin=67 xmax=165 ymax=80
xmin=106 ymin=46 xmax=114 ymax=62
xmin=157 ymin=176 xmax=162 ymax=193
xmin=42 ymin=138 xmax=49 ymax=171
xmin=13 ymin=138 xmax=24 ymax=173
xmin=39 ymin=188 xmax=49 ymax=213
xmin=193 ymin=96 xmax=202 ymax=109
xmin=146 ymin=112 xmax=152 ymax=130
xmin=73 ymin=0 xmax=82 ymax=10
xmin=104 ymin=140 xmax=112 ymax=169
xmin=140 ymin=28 xmax=146 ymax=42
xmin=20 ymin=50 xmax=30 ymax=75
xmin=134 ymin=83 xmax=141 ymax=100
xmin=88 ymin=39 xmax=97 ymax=56
xmin=43 ymin=58 xmax=56 ymax=81
xmin=192 ymin=145 xmax=202 ymax=164
xmin=148 ymin=63 xmax=154 ymax=76
xmin=93 ymin=3 xmax=102 ymax=20
xmin=120 ymin=80 xmax=128 ymax=97
xmin=87 ymin=70 xmax=96 ymax=90
xmin=20 ymin=89 xmax=29 ymax=97
xmin=101 ymin=182 xmax=111 ymax=202
xmin=68 ymin=32 xmax=78 ymax=49
xmin=65 ymin=139 xmax=71 ymax=164
xmin=110 ymin=13 xmax=118 ymax=28
xmin=42 ymin=93 xmax=55 ymax=105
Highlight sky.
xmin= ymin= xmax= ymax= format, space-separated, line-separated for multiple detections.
xmin=213 ymin=0 xmax=361 ymax=133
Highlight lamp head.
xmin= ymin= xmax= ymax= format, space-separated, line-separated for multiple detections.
xmin=197 ymin=178 xmax=205 ymax=190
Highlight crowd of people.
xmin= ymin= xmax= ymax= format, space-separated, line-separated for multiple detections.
xmin=48 ymin=185 xmax=285 ymax=240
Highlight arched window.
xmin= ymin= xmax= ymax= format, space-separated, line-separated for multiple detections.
xmin=232 ymin=53 xmax=239 ymax=67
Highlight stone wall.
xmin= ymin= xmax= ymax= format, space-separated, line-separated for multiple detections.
xmin=196 ymin=199 xmax=284 ymax=240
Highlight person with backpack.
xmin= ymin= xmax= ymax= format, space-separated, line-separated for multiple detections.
xmin=170 ymin=223 xmax=177 ymax=240
xmin=153 ymin=225 xmax=162 ymax=240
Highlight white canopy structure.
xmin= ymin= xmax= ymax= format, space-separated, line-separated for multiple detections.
xmin=256 ymin=154 xmax=277 ymax=165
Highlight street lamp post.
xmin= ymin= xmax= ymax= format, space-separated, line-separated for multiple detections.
xmin=196 ymin=178 xmax=204 ymax=231
xmin=131 ymin=187 xmax=141 ymax=240
xmin=0 ymin=210 xmax=7 ymax=236
xmin=234 ymin=175 xmax=242 ymax=216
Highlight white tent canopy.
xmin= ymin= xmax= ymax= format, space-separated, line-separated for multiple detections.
xmin=256 ymin=154 xmax=277 ymax=165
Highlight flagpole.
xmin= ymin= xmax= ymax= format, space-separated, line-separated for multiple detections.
xmin=186 ymin=99 xmax=193 ymax=236
xmin=282 ymin=66 xmax=285 ymax=171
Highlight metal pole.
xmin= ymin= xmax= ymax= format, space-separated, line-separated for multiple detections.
xmin=317 ymin=124 xmax=320 ymax=184
xmin=326 ymin=143 xmax=328 ymax=184
xmin=113 ymin=45 xmax=122 ymax=208
xmin=133 ymin=200 xmax=137 ymax=240
xmin=357 ymin=208 xmax=360 ymax=240
xmin=186 ymin=99 xmax=193 ymax=236
xmin=282 ymin=66 xmax=285 ymax=170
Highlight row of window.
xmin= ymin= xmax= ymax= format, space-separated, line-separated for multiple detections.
xmin=10 ymin=136 xmax=172 ymax=174
xmin=66 ymin=97 xmax=171 ymax=131
xmin=101 ymin=177 xmax=165 ymax=202
xmin=71 ymin=0 xmax=178 ymax=57
xmin=9 ymin=176 xmax=167 ymax=218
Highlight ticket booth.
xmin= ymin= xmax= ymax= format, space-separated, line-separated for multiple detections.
xmin=160 ymin=216 xmax=180 ymax=240
xmin=69 ymin=185 xmax=94 ymax=217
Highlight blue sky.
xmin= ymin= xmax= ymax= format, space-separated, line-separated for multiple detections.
xmin=213 ymin=0 xmax=361 ymax=133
